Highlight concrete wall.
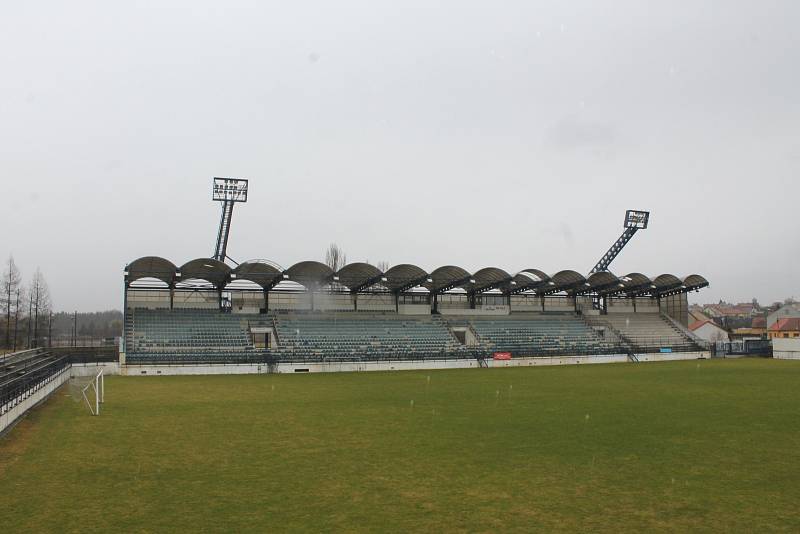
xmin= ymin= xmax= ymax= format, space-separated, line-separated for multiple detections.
xmin=440 ymin=306 xmax=509 ymax=316
xmin=71 ymin=362 xmax=120 ymax=376
xmin=511 ymin=294 xmax=542 ymax=311
xmin=607 ymin=297 xmax=635 ymax=313
xmin=543 ymin=296 xmax=574 ymax=312
xmin=773 ymin=337 xmax=800 ymax=359
xmin=0 ymin=366 xmax=71 ymax=436
xmin=398 ymin=304 xmax=431 ymax=315
xmin=121 ymin=351 xmax=709 ymax=376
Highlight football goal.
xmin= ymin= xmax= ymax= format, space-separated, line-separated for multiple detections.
xmin=72 ymin=369 xmax=105 ymax=416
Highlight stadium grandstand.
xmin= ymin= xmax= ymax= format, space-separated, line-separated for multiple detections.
xmin=121 ymin=256 xmax=710 ymax=371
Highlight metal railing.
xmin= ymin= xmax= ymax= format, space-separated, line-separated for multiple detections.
xmin=1 ymin=354 xmax=69 ymax=416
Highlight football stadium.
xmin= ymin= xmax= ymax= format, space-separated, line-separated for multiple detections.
xmin=2 ymin=180 xmax=800 ymax=532
xmin=117 ymin=180 xmax=709 ymax=373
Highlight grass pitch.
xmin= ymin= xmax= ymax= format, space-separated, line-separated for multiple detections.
xmin=2 ymin=358 xmax=800 ymax=532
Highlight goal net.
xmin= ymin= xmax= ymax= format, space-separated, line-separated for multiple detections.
xmin=69 ymin=369 xmax=105 ymax=416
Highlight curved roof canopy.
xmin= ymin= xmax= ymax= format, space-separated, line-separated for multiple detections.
xmin=232 ymin=261 xmax=282 ymax=289
xmin=382 ymin=264 xmax=428 ymax=292
xmin=617 ymin=273 xmax=654 ymax=295
xmin=126 ymin=256 xmax=177 ymax=285
xmin=124 ymin=257 xmax=708 ymax=298
xmin=425 ymin=265 xmax=472 ymax=294
xmin=511 ymin=269 xmax=551 ymax=293
xmin=586 ymin=271 xmax=623 ymax=294
xmin=547 ymin=270 xmax=588 ymax=294
xmin=335 ymin=262 xmax=384 ymax=291
xmin=652 ymin=273 xmax=683 ymax=295
xmin=467 ymin=267 xmax=512 ymax=293
xmin=683 ymin=274 xmax=709 ymax=291
xmin=179 ymin=258 xmax=231 ymax=287
xmin=284 ymin=261 xmax=334 ymax=287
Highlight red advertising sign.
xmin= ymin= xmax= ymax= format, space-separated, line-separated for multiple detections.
xmin=493 ymin=352 xmax=512 ymax=360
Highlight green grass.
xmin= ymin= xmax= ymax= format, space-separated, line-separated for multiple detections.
xmin=2 ymin=359 xmax=800 ymax=532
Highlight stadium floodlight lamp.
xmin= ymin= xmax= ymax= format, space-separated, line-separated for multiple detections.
xmin=624 ymin=210 xmax=649 ymax=229
xmin=212 ymin=177 xmax=249 ymax=202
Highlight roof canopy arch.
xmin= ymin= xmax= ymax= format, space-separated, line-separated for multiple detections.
xmin=467 ymin=267 xmax=512 ymax=293
xmin=232 ymin=260 xmax=282 ymax=289
xmin=284 ymin=261 xmax=334 ymax=288
xmin=382 ymin=264 xmax=428 ymax=293
xmin=425 ymin=265 xmax=472 ymax=294
xmin=683 ymin=274 xmax=709 ymax=291
xmin=510 ymin=269 xmax=550 ymax=294
xmin=179 ymin=258 xmax=231 ymax=288
xmin=586 ymin=271 xmax=622 ymax=294
xmin=615 ymin=272 xmax=654 ymax=296
xmin=126 ymin=256 xmax=177 ymax=285
xmin=651 ymin=273 xmax=683 ymax=296
xmin=335 ymin=262 xmax=384 ymax=291
xmin=546 ymin=270 xmax=588 ymax=295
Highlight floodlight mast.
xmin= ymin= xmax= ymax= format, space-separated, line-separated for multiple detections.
xmin=212 ymin=178 xmax=248 ymax=263
xmin=590 ymin=210 xmax=650 ymax=273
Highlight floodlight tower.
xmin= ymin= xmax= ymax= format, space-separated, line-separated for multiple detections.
xmin=212 ymin=177 xmax=248 ymax=263
xmin=590 ymin=210 xmax=650 ymax=273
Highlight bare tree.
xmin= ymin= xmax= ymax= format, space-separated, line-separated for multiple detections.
xmin=325 ymin=243 xmax=347 ymax=271
xmin=29 ymin=268 xmax=52 ymax=348
xmin=377 ymin=261 xmax=390 ymax=272
xmin=1 ymin=256 xmax=22 ymax=348
xmin=12 ymin=288 xmax=22 ymax=350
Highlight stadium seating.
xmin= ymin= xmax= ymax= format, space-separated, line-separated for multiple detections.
xmin=124 ymin=308 xmax=697 ymax=364
xmin=593 ymin=313 xmax=700 ymax=352
xmin=126 ymin=308 xmax=262 ymax=363
xmin=466 ymin=314 xmax=621 ymax=356
xmin=272 ymin=312 xmax=462 ymax=361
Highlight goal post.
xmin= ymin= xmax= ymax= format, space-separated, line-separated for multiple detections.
xmin=79 ymin=369 xmax=105 ymax=416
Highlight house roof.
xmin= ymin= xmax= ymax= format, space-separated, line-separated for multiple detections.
xmin=689 ymin=319 xmax=725 ymax=332
xmin=769 ymin=318 xmax=800 ymax=331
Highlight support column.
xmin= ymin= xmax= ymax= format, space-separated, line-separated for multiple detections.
xmin=263 ymin=289 xmax=269 ymax=313
xmin=122 ymin=280 xmax=129 ymax=357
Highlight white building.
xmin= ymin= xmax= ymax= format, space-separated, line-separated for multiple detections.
xmin=689 ymin=319 xmax=729 ymax=343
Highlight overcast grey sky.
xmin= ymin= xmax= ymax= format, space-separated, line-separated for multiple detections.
xmin=2 ymin=1 xmax=799 ymax=311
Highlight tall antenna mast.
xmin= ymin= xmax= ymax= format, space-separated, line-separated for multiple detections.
xmin=212 ymin=177 xmax=248 ymax=263
xmin=590 ymin=210 xmax=650 ymax=273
